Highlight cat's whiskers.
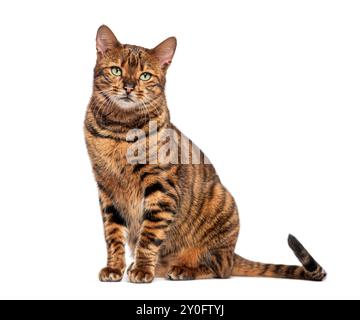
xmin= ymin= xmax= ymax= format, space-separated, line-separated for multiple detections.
xmin=143 ymin=96 xmax=162 ymax=117
xmin=94 ymin=95 xmax=109 ymax=120
xmin=138 ymin=98 xmax=151 ymax=126
xmin=93 ymin=87 xmax=122 ymax=120
xmin=95 ymin=92 xmax=113 ymax=122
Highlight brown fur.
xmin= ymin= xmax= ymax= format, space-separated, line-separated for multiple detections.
xmin=84 ymin=25 xmax=326 ymax=283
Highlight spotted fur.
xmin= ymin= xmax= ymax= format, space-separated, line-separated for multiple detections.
xmin=84 ymin=25 xmax=326 ymax=283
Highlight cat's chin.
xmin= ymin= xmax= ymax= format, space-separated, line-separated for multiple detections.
xmin=108 ymin=95 xmax=139 ymax=111
xmin=115 ymin=100 xmax=138 ymax=111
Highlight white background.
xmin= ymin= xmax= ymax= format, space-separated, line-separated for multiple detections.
xmin=0 ymin=0 xmax=359 ymax=300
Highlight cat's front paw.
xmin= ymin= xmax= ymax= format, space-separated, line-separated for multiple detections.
xmin=99 ymin=267 xmax=124 ymax=282
xmin=127 ymin=263 xmax=154 ymax=283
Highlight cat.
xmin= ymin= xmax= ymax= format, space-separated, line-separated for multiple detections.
xmin=84 ymin=25 xmax=326 ymax=283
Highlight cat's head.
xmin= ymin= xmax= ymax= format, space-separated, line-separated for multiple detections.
xmin=94 ymin=25 xmax=176 ymax=110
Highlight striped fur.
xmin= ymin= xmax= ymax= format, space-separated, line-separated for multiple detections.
xmin=84 ymin=25 xmax=326 ymax=283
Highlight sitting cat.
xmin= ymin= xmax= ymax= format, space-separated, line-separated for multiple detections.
xmin=84 ymin=25 xmax=326 ymax=283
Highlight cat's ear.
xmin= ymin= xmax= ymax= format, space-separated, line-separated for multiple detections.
xmin=151 ymin=37 xmax=177 ymax=69
xmin=96 ymin=25 xmax=120 ymax=54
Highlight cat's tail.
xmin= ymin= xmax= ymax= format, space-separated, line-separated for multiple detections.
xmin=232 ymin=234 xmax=326 ymax=281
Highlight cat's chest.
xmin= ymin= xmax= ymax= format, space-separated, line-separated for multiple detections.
xmin=89 ymin=137 xmax=143 ymax=206
xmin=90 ymin=138 xmax=130 ymax=173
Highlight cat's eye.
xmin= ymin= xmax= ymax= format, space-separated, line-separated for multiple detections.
xmin=111 ymin=67 xmax=122 ymax=77
xmin=140 ymin=72 xmax=152 ymax=81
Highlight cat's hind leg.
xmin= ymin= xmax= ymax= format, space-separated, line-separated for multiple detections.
xmin=167 ymin=265 xmax=214 ymax=280
xmin=166 ymin=249 xmax=234 ymax=281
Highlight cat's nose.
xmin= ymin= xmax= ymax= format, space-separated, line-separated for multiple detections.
xmin=124 ymin=82 xmax=135 ymax=94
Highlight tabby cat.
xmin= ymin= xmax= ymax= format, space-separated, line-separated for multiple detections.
xmin=84 ymin=25 xmax=326 ymax=283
